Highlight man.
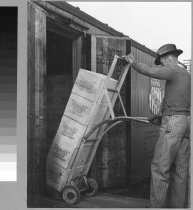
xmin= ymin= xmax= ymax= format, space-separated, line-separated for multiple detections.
xmin=123 ymin=44 xmax=191 ymax=208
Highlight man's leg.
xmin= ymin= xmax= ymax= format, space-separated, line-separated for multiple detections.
xmin=168 ymin=117 xmax=190 ymax=207
xmin=150 ymin=115 xmax=188 ymax=208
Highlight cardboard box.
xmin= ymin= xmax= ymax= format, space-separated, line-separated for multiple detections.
xmin=46 ymin=159 xmax=69 ymax=192
xmin=72 ymin=69 xmax=106 ymax=102
xmin=48 ymin=116 xmax=87 ymax=169
xmin=64 ymin=93 xmax=95 ymax=125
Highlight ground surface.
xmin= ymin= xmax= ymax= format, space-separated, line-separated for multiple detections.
xmin=111 ymin=178 xmax=150 ymax=199
xmin=41 ymin=192 xmax=150 ymax=208
xmin=36 ymin=179 xmax=151 ymax=208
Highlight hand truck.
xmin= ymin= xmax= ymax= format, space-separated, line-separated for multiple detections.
xmin=46 ymin=55 xmax=150 ymax=204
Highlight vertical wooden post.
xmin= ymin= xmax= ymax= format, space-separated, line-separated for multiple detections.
xmin=91 ymin=35 xmax=96 ymax=72
xmin=35 ymin=4 xmax=47 ymax=199
xmin=27 ymin=3 xmax=36 ymax=206
xmin=72 ymin=36 xmax=83 ymax=82
xmin=27 ymin=2 xmax=46 ymax=206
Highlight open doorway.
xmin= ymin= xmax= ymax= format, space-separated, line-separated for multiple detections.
xmin=46 ymin=30 xmax=73 ymax=155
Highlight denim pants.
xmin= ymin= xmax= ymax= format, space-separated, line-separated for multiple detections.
xmin=150 ymin=115 xmax=190 ymax=208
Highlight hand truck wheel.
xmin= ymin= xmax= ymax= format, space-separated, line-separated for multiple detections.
xmin=84 ymin=178 xmax=98 ymax=197
xmin=62 ymin=185 xmax=80 ymax=204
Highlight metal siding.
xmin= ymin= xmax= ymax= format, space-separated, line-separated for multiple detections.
xmin=130 ymin=45 xmax=160 ymax=181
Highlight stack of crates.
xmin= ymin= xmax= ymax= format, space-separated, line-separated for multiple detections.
xmin=46 ymin=68 xmax=118 ymax=192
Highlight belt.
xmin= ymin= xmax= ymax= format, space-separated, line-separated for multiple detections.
xmin=162 ymin=103 xmax=190 ymax=113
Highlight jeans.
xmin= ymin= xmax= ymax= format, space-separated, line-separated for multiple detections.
xmin=150 ymin=115 xmax=190 ymax=208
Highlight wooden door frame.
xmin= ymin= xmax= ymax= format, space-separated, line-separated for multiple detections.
xmin=27 ymin=2 xmax=47 ymax=206
xmin=28 ymin=2 xmax=86 ymax=206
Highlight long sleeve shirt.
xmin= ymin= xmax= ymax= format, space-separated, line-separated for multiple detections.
xmin=131 ymin=61 xmax=191 ymax=115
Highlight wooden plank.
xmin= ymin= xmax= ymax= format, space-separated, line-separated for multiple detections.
xmin=34 ymin=5 xmax=47 ymax=196
xmin=83 ymin=34 xmax=91 ymax=70
xmin=91 ymin=36 xmax=96 ymax=72
xmin=27 ymin=3 xmax=36 ymax=205
xmin=72 ymin=36 xmax=83 ymax=81
xmin=27 ymin=2 xmax=47 ymax=204
xmin=104 ymin=89 xmax=115 ymax=119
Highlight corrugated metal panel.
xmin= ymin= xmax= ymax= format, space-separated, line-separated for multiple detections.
xmin=130 ymin=45 xmax=163 ymax=181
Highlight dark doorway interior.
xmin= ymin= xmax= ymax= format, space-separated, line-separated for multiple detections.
xmin=46 ymin=30 xmax=73 ymax=155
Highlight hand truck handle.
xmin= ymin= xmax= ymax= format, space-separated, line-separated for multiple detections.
xmin=104 ymin=55 xmax=119 ymax=84
xmin=104 ymin=55 xmax=130 ymax=91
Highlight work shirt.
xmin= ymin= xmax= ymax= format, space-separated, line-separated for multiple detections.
xmin=131 ymin=61 xmax=191 ymax=116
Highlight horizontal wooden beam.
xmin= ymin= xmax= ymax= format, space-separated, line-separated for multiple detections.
xmin=36 ymin=1 xmax=124 ymax=37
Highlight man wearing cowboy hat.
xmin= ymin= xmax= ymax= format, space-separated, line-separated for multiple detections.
xmin=123 ymin=44 xmax=191 ymax=208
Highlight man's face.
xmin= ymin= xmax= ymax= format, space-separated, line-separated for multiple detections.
xmin=160 ymin=55 xmax=168 ymax=67
xmin=160 ymin=54 xmax=177 ymax=67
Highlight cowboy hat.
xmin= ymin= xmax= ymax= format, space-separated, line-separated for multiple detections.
xmin=155 ymin=44 xmax=183 ymax=65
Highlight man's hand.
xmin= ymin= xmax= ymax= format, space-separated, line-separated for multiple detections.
xmin=121 ymin=53 xmax=134 ymax=64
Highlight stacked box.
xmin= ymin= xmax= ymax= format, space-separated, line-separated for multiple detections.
xmin=46 ymin=69 xmax=118 ymax=191
xmin=64 ymin=94 xmax=95 ymax=125
xmin=46 ymin=158 xmax=69 ymax=192
xmin=72 ymin=69 xmax=107 ymax=102
xmin=47 ymin=116 xmax=87 ymax=168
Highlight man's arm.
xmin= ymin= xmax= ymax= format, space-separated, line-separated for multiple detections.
xmin=123 ymin=54 xmax=172 ymax=80
xmin=131 ymin=61 xmax=172 ymax=80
